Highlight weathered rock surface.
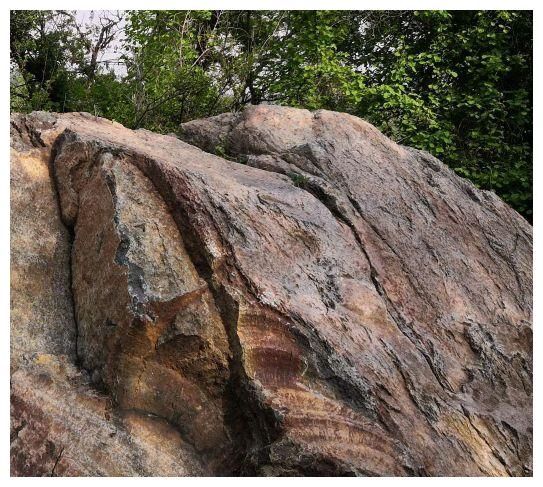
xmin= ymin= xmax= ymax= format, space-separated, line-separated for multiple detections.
xmin=11 ymin=355 xmax=205 ymax=476
xmin=10 ymin=113 xmax=76 ymax=373
xmin=11 ymin=106 xmax=532 ymax=476
xmin=10 ymin=113 xmax=211 ymax=476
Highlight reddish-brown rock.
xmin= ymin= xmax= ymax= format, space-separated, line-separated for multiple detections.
xmin=179 ymin=107 xmax=532 ymax=476
xmin=10 ymin=113 xmax=217 ymax=476
xmin=10 ymin=107 xmax=532 ymax=476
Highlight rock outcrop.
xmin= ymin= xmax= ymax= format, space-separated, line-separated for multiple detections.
xmin=11 ymin=107 xmax=532 ymax=476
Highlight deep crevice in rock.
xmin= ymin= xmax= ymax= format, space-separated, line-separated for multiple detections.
xmin=11 ymin=110 xmax=532 ymax=476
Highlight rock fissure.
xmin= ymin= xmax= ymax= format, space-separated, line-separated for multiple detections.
xmin=134 ymin=160 xmax=289 ymax=474
xmin=285 ymin=171 xmax=456 ymax=400
xmin=11 ymin=108 xmax=532 ymax=476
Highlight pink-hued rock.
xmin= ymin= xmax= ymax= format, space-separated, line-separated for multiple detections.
xmin=10 ymin=106 xmax=532 ymax=476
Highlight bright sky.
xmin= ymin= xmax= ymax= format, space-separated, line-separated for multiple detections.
xmin=75 ymin=10 xmax=127 ymax=77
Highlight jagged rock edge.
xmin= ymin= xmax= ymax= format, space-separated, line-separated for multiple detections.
xmin=9 ymin=109 xmax=532 ymax=476
xmin=178 ymin=111 xmax=529 ymax=475
xmin=48 ymin=128 xmax=343 ymax=475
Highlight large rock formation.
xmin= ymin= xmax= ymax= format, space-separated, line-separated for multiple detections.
xmin=11 ymin=107 xmax=532 ymax=476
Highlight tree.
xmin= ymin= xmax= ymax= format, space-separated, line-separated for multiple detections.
xmin=347 ymin=11 xmax=533 ymax=219
xmin=10 ymin=10 xmax=83 ymax=111
xmin=10 ymin=10 xmax=128 ymax=117
xmin=10 ymin=10 xmax=532 ymax=220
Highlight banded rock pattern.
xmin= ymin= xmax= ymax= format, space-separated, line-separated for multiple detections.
xmin=10 ymin=107 xmax=532 ymax=476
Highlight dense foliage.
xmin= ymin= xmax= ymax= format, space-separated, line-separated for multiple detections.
xmin=10 ymin=10 xmax=532 ymax=220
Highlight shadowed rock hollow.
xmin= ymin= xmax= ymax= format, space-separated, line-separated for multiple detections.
xmin=10 ymin=106 xmax=532 ymax=476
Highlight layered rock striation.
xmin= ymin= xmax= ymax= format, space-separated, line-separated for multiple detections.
xmin=11 ymin=107 xmax=532 ymax=476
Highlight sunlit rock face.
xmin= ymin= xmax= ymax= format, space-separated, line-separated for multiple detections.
xmin=11 ymin=107 xmax=532 ymax=476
